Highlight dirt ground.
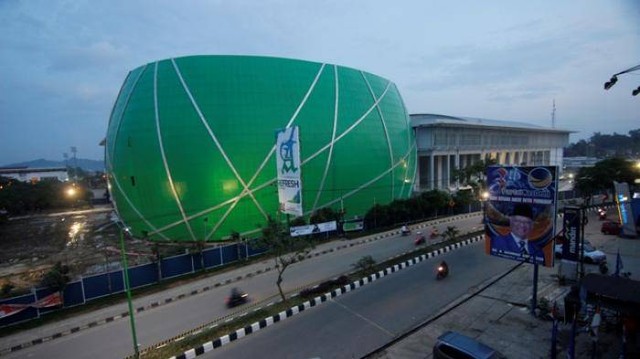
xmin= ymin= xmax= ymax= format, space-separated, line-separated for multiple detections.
xmin=0 ymin=205 xmax=179 ymax=296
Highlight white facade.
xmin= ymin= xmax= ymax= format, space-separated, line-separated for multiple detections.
xmin=0 ymin=167 xmax=69 ymax=183
xmin=411 ymin=114 xmax=572 ymax=191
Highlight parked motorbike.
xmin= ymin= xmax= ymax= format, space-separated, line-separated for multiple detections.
xmin=226 ymin=288 xmax=249 ymax=308
xmin=436 ymin=261 xmax=449 ymax=280
xmin=414 ymin=232 xmax=426 ymax=245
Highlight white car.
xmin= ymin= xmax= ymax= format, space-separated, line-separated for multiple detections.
xmin=554 ymin=241 xmax=607 ymax=264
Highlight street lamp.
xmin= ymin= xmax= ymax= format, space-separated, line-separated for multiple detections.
xmin=603 ymin=64 xmax=640 ymax=96
xmin=603 ymin=75 xmax=618 ymax=90
xmin=66 ymin=186 xmax=77 ymax=197
xmin=120 ymin=227 xmax=140 ymax=358
xmin=480 ymin=191 xmax=490 ymax=224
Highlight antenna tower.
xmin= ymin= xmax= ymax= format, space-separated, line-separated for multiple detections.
xmin=551 ymin=99 xmax=556 ymax=128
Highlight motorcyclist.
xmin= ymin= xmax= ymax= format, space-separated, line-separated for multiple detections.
xmin=227 ymin=287 xmax=248 ymax=308
xmin=438 ymin=260 xmax=449 ymax=275
xmin=401 ymin=224 xmax=410 ymax=235
xmin=230 ymin=287 xmax=243 ymax=299
xmin=430 ymin=226 xmax=439 ymax=238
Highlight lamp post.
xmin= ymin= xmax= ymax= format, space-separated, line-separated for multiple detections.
xmin=120 ymin=228 xmax=139 ymax=358
xmin=480 ymin=191 xmax=490 ymax=224
xmin=603 ymin=64 xmax=640 ymax=96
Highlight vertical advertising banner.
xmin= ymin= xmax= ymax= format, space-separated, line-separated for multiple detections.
xmin=613 ymin=181 xmax=638 ymax=237
xmin=561 ymin=206 xmax=582 ymax=262
xmin=484 ymin=166 xmax=558 ymax=267
xmin=275 ymin=126 xmax=303 ymax=217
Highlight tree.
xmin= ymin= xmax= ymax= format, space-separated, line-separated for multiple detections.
xmin=41 ymin=262 xmax=70 ymax=301
xmin=419 ymin=190 xmax=451 ymax=218
xmin=451 ymin=158 xmax=496 ymax=195
xmin=352 ymin=255 xmax=376 ymax=276
xmin=441 ymin=226 xmax=460 ymax=242
xmin=309 ymin=207 xmax=339 ymax=224
xmin=574 ymin=157 xmax=639 ymax=199
xmin=564 ymin=129 xmax=640 ymax=157
xmin=452 ymin=189 xmax=474 ymax=213
xmin=256 ymin=216 xmax=314 ymax=302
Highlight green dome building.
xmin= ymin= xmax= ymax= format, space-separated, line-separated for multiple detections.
xmin=105 ymin=55 xmax=416 ymax=242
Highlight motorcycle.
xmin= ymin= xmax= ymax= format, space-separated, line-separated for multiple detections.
xmin=598 ymin=208 xmax=607 ymax=221
xmin=436 ymin=262 xmax=449 ymax=280
xmin=430 ymin=229 xmax=439 ymax=239
xmin=401 ymin=225 xmax=411 ymax=236
xmin=414 ymin=232 xmax=426 ymax=245
xmin=226 ymin=288 xmax=249 ymax=308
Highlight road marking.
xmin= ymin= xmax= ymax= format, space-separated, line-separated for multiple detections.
xmin=330 ymin=299 xmax=394 ymax=337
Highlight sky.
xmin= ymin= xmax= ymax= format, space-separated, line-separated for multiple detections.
xmin=1 ymin=0 xmax=639 ymax=166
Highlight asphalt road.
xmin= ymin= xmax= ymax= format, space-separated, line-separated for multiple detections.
xmin=205 ymin=240 xmax=514 ymax=359
xmin=3 ymin=215 xmax=484 ymax=359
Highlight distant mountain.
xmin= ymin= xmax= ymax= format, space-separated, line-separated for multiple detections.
xmin=2 ymin=158 xmax=105 ymax=172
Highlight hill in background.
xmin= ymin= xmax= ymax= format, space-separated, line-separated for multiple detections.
xmin=1 ymin=158 xmax=105 ymax=172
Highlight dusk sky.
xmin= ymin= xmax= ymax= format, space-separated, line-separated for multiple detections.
xmin=1 ymin=0 xmax=639 ymax=166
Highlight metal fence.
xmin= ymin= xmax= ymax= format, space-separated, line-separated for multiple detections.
xmin=0 ymin=242 xmax=267 ymax=327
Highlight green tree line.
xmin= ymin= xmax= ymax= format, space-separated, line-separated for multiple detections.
xmin=0 ymin=170 xmax=104 ymax=217
xmin=564 ymin=128 xmax=640 ymax=158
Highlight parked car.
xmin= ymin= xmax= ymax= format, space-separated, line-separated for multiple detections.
xmin=433 ymin=331 xmax=504 ymax=359
xmin=601 ymin=220 xmax=621 ymax=235
xmin=554 ymin=240 xmax=607 ymax=264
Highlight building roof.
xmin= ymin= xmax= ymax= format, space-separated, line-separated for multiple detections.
xmin=410 ymin=113 xmax=573 ymax=134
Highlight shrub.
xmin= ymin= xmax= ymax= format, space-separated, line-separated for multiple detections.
xmin=299 ymin=275 xmax=350 ymax=298
xmin=352 ymin=255 xmax=376 ymax=275
xmin=1 ymin=281 xmax=15 ymax=297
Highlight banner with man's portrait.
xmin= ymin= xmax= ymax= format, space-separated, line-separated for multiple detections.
xmin=484 ymin=166 xmax=558 ymax=267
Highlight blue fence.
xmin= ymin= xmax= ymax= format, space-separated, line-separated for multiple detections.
xmin=1 ymin=242 xmax=267 ymax=327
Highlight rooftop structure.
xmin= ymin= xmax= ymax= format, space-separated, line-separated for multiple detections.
xmin=410 ymin=113 xmax=572 ymax=192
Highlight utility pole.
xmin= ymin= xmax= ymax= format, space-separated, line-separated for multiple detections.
xmin=70 ymin=146 xmax=78 ymax=182
xmin=63 ymin=153 xmax=69 ymax=181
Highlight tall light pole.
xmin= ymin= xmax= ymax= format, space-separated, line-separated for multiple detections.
xmin=120 ymin=228 xmax=139 ymax=358
xmin=70 ymin=146 xmax=78 ymax=182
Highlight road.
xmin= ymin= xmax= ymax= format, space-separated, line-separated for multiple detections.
xmin=207 ymin=240 xmax=514 ymax=359
xmin=3 ymin=215 xmax=484 ymax=358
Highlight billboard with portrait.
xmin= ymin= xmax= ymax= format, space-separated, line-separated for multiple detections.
xmin=484 ymin=166 xmax=558 ymax=267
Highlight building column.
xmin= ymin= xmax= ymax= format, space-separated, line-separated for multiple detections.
xmin=429 ymin=154 xmax=434 ymax=190
xmin=455 ymin=152 xmax=461 ymax=189
xmin=413 ymin=153 xmax=420 ymax=192
xmin=438 ymin=155 xmax=444 ymax=189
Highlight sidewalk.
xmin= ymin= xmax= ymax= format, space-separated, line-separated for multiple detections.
xmin=374 ymin=211 xmax=640 ymax=359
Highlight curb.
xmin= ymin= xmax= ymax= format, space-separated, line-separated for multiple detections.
xmin=168 ymin=235 xmax=484 ymax=359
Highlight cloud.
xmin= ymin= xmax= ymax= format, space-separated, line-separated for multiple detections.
xmin=48 ymin=41 xmax=127 ymax=72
